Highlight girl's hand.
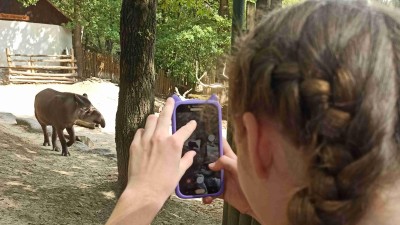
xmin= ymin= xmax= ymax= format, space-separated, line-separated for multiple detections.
xmin=203 ymin=139 xmax=256 ymax=218
xmin=127 ymin=97 xmax=197 ymax=199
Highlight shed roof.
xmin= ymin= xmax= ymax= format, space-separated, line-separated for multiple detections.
xmin=0 ymin=0 xmax=71 ymax=25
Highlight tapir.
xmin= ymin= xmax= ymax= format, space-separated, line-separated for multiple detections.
xmin=34 ymin=88 xmax=105 ymax=156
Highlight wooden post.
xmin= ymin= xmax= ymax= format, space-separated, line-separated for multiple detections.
xmin=5 ymin=48 xmax=12 ymax=84
xmin=70 ymin=48 xmax=76 ymax=81
xmin=28 ymin=56 xmax=33 ymax=74
xmin=246 ymin=1 xmax=256 ymax=31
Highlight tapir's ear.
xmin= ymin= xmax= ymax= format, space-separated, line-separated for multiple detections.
xmin=83 ymin=93 xmax=88 ymax=98
xmin=172 ymin=94 xmax=182 ymax=102
xmin=208 ymin=94 xmax=218 ymax=101
xmin=74 ymin=94 xmax=86 ymax=106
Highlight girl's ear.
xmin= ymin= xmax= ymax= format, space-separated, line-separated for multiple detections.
xmin=242 ymin=113 xmax=273 ymax=179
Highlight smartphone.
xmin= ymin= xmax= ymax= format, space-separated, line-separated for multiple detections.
xmin=172 ymin=94 xmax=224 ymax=199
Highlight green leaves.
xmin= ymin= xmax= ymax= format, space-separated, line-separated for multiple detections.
xmin=16 ymin=0 xmax=39 ymax=7
xmin=21 ymin=0 xmax=231 ymax=83
xmin=156 ymin=0 xmax=231 ymax=84
xmin=50 ymin=0 xmax=121 ymax=53
xmin=282 ymin=0 xmax=303 ymax=7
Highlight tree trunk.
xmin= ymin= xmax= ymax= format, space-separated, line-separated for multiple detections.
xmin=105 ymin=39 xmax=113 ymax=54
xmin=219 ymin=0 xmax=230 ymax=18
xmin=115 ymin=0 xmax=156 ymax=195
xmin=73 ymin=0 xmax=84 ymax=78
xmin=256 ymin=0 xmax=282 ymax=21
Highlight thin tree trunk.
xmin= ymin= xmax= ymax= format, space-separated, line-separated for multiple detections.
xmin=219 ymin=0 xmax=230 ymax=18
xmin=115 ymin=0 xmax=156 ymax=195
xmin=256 ymin=0 xmax=282 ymax=21
xmin=105 ymin=39 xmax=113 ymax=54
xmin=73 ymin=0 xmax=84 ymax=78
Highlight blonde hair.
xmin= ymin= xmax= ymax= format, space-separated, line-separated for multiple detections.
xmin=228 ymin=1 xmax=400 ymax=224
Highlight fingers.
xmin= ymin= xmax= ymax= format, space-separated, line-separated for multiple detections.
xmin=155 ymin=97 xmax=174 ymax=135
xmin=130 ymin=128 xmax=144 ymax=152
xmin=173 ymin=120 xmax=197 ymax=143
xmin=209 ymin=155 xmax=237 ymax=174
xmin=202 ymin=196 xmax=215 ymax=204
xmin=223 ymin=138 xmax=237 ymax=159
xmin=178 ymin=150 xmax=197 ymax=178
xmin=142 ymin=114 xmax=158 ymax=141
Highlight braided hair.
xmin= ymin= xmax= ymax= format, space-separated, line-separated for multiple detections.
xmin=228 ymin=1 xmax=400 ymax=224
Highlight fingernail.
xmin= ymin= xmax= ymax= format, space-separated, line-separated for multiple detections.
xmin=166 ymin=97 xmax=174 ymax=103
xmin=208 ymin=162 xmax=215 ymax=168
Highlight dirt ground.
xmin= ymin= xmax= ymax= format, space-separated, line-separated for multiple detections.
xmin=0 ymin=79 xmax=223 ymax=225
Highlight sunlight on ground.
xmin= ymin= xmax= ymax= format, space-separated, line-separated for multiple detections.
xmin=0 ymin=197 xmax=19 ymax=209
xmin=24 ymin=148 xmax=37 ymax=154
xmin=14 ymin=153 xmax=32 ymax=161
xmin=72 ymin=166 xmax=83 ymax=169
xmin=5 ymin=181 xmax=36 ymax=192
xmin=0 ymin=143 xmax=10 ymax=148
xmin=100 ymin=191 xmax=116 ymax=200
xmin=22 ymin=185 xmax=36 ymax=192
xmin=51 ymin=170 xmax=75 ymax=176
xmin=87 ymin=159 xmax=99 ymax=164
xmin=5 ymin=181 xmax=24 ymax=186
xmin=14 ymin=169 xmax=32 ymax=175
xmin=77 ymin=183 xmax=92 ymax=189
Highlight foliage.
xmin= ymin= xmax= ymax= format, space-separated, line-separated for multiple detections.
xmin=156 ymin=0 xmax=231 ymax=83
xmin=374 ymin=0 xmax=400 ymax=7
xmin=282 ymin=0 xmax=303 ymax=7
xmin=49 ymin=0 xmax=121 ymax=54
xmin=18 ymin=0 xmax=231 ymax=84
xmin=16 ymin=0 xmax=39 ymax=7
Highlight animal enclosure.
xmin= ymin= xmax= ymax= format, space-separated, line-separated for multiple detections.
xmin=1 ymin=47 xmax=77 ymax=84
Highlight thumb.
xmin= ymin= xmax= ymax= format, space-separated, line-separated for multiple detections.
xmin=209 ymin=155 xmax=237 ymax=173
xmin=179 ymin=150 xmax=197 ymax=177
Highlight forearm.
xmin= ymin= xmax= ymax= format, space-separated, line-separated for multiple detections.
xmin=106 ymin=186 xmax=166 ymax=225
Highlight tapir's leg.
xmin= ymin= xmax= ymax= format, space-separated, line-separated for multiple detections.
xmin=51 ymin=126 xmax=60 ymax=152
xmin=56 ymin=128 xmax=70 ymax=156
xmin=40 ymin=124 xmax=50 ymax=146
xmin=66 ymin=127 xmax=75 ymax=147
xmin=64 ymin=134 xmax=81 ymax=142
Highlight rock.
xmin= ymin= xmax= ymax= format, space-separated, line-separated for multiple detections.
xmin=72 ymin=141 xmax=90 ymax=151
xmin=16 ymin=117 xmax=42 ymax=133
xmin=90 ymin=148 xmax=116 ymax=158
xmin=76 ymin=136 xmax=94 ymax=148
xmin=0 ymin=112 xmax=17 ymax=125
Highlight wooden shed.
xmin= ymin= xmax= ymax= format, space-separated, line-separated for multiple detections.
xmin=0 ymin=0 xmax=76 ymax=83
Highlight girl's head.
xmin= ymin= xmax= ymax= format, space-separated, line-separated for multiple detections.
xmin=229 ymin=1 xmax=400 ymax=224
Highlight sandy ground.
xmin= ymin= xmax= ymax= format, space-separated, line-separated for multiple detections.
xmin=0 ymin=79 xmax=224 ymax=225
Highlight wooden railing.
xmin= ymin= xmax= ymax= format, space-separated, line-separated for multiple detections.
xmin=1 ymin=48 xmax=78 ymax=84
xmin=82 ymin=50 xmax=120 ymax=83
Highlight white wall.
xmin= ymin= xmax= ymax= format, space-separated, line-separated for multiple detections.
xmin=0 ymin=20 xmax=72 ymax=66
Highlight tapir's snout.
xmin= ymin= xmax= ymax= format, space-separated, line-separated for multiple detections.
xmin=100 ymin=117 xmax=106 ymax=128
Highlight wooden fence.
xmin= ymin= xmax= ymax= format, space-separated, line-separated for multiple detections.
xmin=82 ymin=51 xmax=227 ymax=98
xmin=1 ymin=48 xmax=77 ymax=84
xmin=82 ymin=50 xmax=120 ymax=83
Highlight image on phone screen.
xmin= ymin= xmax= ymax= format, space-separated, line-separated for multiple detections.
xmin=176 ymin=103 xmax=222 ymax=196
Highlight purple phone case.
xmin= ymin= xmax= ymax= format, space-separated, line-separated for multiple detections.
xmin=172 ymin=94 xmax=224 ymax=199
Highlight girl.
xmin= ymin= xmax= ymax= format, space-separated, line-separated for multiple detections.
xmin=107 ymin=1 xmax=400 ymax=224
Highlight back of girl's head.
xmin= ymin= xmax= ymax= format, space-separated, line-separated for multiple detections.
xmin=228 ymin=1 xmax=400 ymax=224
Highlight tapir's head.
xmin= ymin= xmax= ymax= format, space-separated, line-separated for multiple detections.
xmin=75 ymin=94 xmax=106 ymax=128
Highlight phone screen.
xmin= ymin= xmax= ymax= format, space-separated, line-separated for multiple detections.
xmin=176 ymin=103 xmax=222 ymax=196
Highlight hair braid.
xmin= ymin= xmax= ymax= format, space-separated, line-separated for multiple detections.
xmin=282 ymin=4 xmax=395 ymax=224
xmin=229 ymin=2 xmax=400 ymax=225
